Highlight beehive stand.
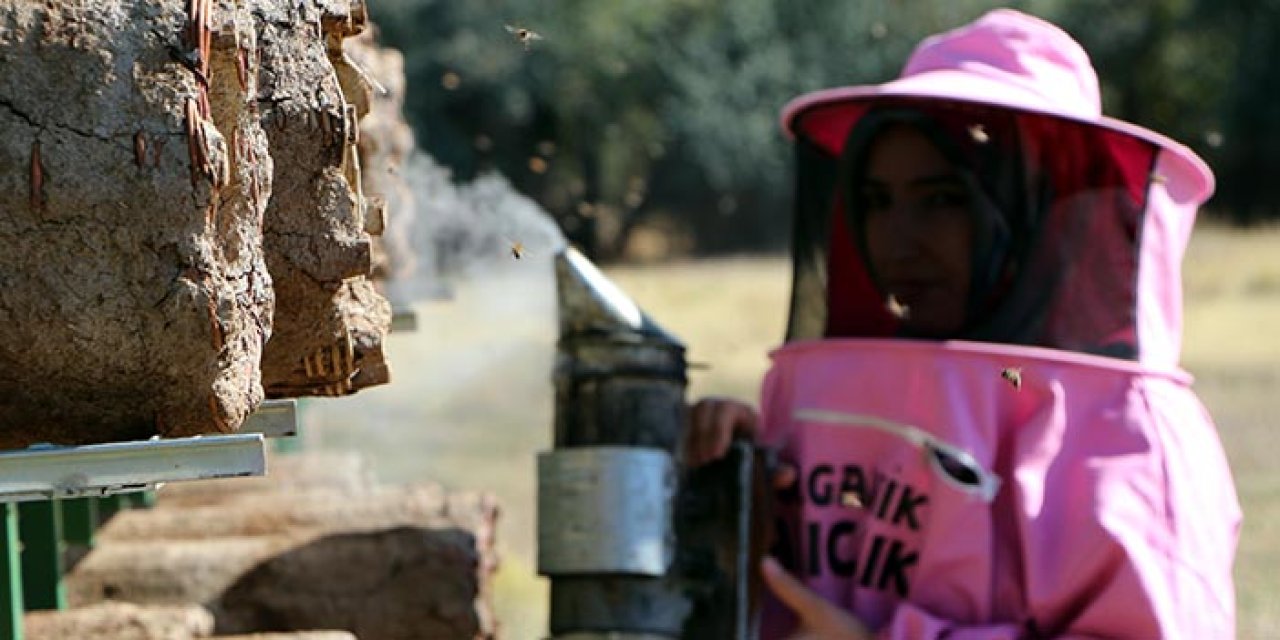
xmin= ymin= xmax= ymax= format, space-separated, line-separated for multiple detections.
xmin=0 ymin=399 xmax=297 ymax=639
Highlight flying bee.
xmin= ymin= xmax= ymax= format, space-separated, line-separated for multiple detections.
xmin=507 ymin=239 xmax=527 ymax=260
xmin=886 ymin=294 xmax=910 ymax=320
xmin=504 ymin=24 xmax=543 ymax=51
xmin=1000 ymin=366 xmax=1023 ymax=391
xmin=968 ymin=124 xmax=989 ymax=144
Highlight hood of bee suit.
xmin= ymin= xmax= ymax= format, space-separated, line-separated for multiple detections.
xmin=780 ymin=8 xmax=1213 ymax=371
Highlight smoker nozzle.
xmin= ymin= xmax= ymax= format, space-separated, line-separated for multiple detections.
xmin=554 ymin=247 xmax=683 ymax=346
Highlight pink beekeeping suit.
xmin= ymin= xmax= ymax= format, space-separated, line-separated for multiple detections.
xmin=760 ymin=9 xmax=1241 ymax=639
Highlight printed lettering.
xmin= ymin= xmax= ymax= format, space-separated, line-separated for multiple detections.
xmin=839 ymin=464 xmax=869 ymax=508
xmin=875 ymin=479 xmax=898 ymax=519
xmin=808 ymin=521 xmax=822 ymax=577
xmin=876 ymin=539 xmax=918 ymax=597
xmin=808 ymin=464 xmax=835 ymax=506
xmin=890 ymin=485 xmax=928 ymax=531
xmin=827 ymin=520 xmax=858 ymax=577
xmin=859 ymin=534 xmax=886 ymax=587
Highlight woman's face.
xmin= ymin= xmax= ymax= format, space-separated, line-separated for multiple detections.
xmin=860 ymin=124 xmax=974 ymax=337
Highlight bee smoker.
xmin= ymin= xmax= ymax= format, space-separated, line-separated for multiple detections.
xmin=538 ymin=248 xmax=773 ymax=639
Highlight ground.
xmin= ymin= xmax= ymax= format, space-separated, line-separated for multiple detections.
xmin=302 ymin=222 xmax=1279 ymax=638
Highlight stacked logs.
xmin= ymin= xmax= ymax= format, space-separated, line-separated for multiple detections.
xmin=344 ymin=26 xmax=418 ymax=288
xmin=60 ymin=452 xmax=499 ymax=639
xmin=0 ymin=0 xmax=396 ymax=449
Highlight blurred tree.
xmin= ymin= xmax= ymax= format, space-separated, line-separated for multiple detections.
xmin=1191 ymin=0 xmax=1280 ymax=223
xmin=370 ymin=0 xmax=1271 ymax=260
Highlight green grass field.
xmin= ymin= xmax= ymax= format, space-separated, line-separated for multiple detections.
xmin=303 ymin=223 xmax=1280 ymax=638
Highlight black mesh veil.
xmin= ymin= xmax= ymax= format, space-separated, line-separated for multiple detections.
xmin=783 ymin=99 xmax=1160 ymax=359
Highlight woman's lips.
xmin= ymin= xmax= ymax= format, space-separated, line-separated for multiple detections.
xmin=886 ymin=280 xmax=938 ymax=303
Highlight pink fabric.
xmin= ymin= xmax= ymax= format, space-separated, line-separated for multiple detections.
xmin=757 ymin=339 xmax=1241 ymax=639
xmin=1137 ymin=153 xmax=1202 ymax=370
xmin=786 ymin=8 xmax=1212 ymax=370
xmin=778 ymin=9 xmax=1213 ymax=202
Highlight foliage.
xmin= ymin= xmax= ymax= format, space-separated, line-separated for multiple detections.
xmin=369 ymin=0 xmax=1276 ymax=257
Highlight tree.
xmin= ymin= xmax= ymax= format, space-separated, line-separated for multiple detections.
xmin=370 ymin=0 xmax=1269 ymax=260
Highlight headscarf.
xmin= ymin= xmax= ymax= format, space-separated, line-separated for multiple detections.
xmin=833 ymin=104 xmax=1040 ymax=337
xmin=786 ymin=98 xmax=1156 ymax=360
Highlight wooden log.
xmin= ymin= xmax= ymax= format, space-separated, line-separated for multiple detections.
xmin=212 ymin=633 xmax=356 ymax=640
xmin=67 ymin=537 xmax=293 ymax=607
xmin=98 ymin=486 xmax=497 ymax=544
xmin=154 ymin=452 xmax=376 ymax=508
xmin=68 ymin=500 xmax=498 ymax=639
xmin=214 ymin=526 xmax=495 ymax=639
xmin=345 ymin=26 xmax=419 ymax=286
xmin=24 ymin=601 xmax=214 ymax=640
xmin=254 ymin=0 xmax=392 ymax=399
xmin=0 ymin=0 xmax=273 ymax=447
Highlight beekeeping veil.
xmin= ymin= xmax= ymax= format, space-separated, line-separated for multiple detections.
xmin=780 ymin=9 xmax=1215 ymax=370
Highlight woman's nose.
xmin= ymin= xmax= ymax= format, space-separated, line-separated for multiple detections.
xmin=883 ymin=205 xmax=927 ymax=259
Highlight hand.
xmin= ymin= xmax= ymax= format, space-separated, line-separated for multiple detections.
xmin=762 ymin=556 xmax=873 ymax=640
xmin=684 ymin=397 xmax=761 ymax=467
xmin=684 ymin=397 xmax=798 ymax=488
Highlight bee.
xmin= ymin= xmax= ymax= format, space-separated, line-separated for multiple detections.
xmin=1000 ymin=366 xmax=1023 ymax=391
xmin=840 ymin=491 xmax=864 ymax=509
xmin=509 ymin=239 xmax=526 ymax=260
xmin=968 ymin=124 xmax=989 ymax=144
xmin=134 ymin=130 xmax=148 ymax=168
xmin=504 ymin=24 xmax=543 ymax=51
xmin=886 ymin=294 xmax=910 ymax=320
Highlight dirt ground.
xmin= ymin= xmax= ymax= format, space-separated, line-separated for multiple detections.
xmin=302 ymin=223 xmax=1280 ymax=638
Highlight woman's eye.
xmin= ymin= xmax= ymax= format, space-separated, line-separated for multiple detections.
xmin=923 ymin=190 xmax=968 ymax=208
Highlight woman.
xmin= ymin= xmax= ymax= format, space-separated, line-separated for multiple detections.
xmin=685 ymin=9 xmax=1240 ymax=639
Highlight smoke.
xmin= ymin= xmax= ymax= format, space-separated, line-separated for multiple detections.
xmin=302 ymin=151 xmax=567 ymax=635
xmin=382 ymin=151 xmax=567 ymax=305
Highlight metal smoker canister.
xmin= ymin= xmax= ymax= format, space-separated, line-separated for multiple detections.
xmin=538 ymin=248 xmax=692 ymax=638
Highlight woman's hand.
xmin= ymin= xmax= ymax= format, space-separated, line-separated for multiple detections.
xmin=684 ymin=397 xmax=798 ymax=488
xmin=762 ymin=556 xmax=874 ymax=640
xmin=684 ymin=397 xmax=761 ymax=467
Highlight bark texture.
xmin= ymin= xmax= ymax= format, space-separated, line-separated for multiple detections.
xmin=68 ymin=454 xmax=498 ymax=639
xmin=213 ymin=633 xmax=357 ymax=640
xmin=24 ymin=601 xmax=214 ymax=640
xmin=0 ymin=0 xmax=272 ymax=447
xmin=152 ymin=451 xmax=376 ymax=507
xmin=255 ymin=0 xmax=392 ymax=399
xmin=0 ymin=0 xmax=398 ymax=447
xmin=346 ymin=26 xmax=417 ymax=286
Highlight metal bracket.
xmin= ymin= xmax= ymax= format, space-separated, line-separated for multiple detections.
xmin=0 ymin=434 xmax=267 ymax=504
xmin=240 ymin=399 xmax=298 ymax=438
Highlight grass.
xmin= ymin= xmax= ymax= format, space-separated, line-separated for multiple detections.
xmin=300 ymin=223 xmax=1280 ymax=638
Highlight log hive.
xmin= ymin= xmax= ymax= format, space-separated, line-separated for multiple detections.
xmin=345 ymin=26 xmax=418 ymax=287
xmin=255 ymin=0 xmax=392 ymax=399
xmin=0 ymin=0 xmax=397 ymax=447
xmin=0 ymin=0 xmax=272 ymax=446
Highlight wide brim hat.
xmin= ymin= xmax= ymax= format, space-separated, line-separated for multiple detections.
xmin=780 ymin=9 xmax=1214 ymax=202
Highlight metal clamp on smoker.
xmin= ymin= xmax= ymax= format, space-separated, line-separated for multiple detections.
xmin=538 ymin=248 xmax=775 ymax=639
